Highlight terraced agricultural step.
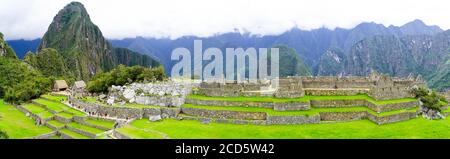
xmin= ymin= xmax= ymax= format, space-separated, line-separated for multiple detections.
xmin=46 ymin=120 xmax=66 ymax=130
xmin=58 ymin=128 xmax=91 ymax=139
xmin=55 ymin=112 xmax=74 ymax=123
xmin=178 ymin=114 xmax=267 ymax=125
xmin=66 ymin=122 xmax=106 ymax=138
xmin=21 ymin=104 xmax=54 ymax=120
xmin=33 ymin=98 xmax=87 ymax=117
xmin=83 ymin=119 xmax=116 ymax=131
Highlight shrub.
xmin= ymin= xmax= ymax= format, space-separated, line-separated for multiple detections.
xmin=87 ymin=65 xmax=166 ymax=93
xmin=411 ymin=87 xmax=446 ymax=111
xmin=0 ymin=130 xmax=8 ymax=139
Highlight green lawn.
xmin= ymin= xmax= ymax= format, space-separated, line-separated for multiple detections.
xmin=85 ymin=119 xmax=115 ymax=129
xmin=22 ymin=104 xmax=54 ymax=119
xmin=47 ymin=120 xmax=65 ymax=128
xmin=34 ymin=99 xmax=86 ymax=116
xmin=67 ymin=122 xmax=105 ymax=135
xmin=0 ymin=100 xmax=53 ymax=138
xmin=116 ymin=126 xmax=166 ymax=139
xmin=182 ymin=104 xmax=417 ymax=117
xmin=57 ymin=112 xmax=74 ymax=119
xmin=41 ymin=94 xmax=68 ymax=102
xmin=59 ymin=129 xmax=91 ymax=139
xmin=187 ymin=94 xmax=417 ymax=105
xmin=116 ymin=118 xmax=450 ymax=139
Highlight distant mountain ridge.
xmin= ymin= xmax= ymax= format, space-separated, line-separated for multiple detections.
xmin=7 ymin=38 xmax=41 ymax=59
xmin=110 ymin=19 xmax=443 ymax=74
xmin=317 ymin=30 xmax=450 ymax=90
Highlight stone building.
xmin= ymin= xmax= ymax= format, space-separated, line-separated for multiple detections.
xmin=72 ymin=81 xmax=87 ymax=96
xmin=197 ymin=73 xmax=426 ymax=100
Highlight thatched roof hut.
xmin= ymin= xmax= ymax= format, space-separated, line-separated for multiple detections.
xmin=53 ymin=80 xmax=68 ymax=92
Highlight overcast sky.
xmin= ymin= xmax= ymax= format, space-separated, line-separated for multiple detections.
xmin=0 ymin=0 xmax=448 ymax=40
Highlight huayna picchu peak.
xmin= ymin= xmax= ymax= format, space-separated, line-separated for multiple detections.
xmin=39 ymin=1 xmax=160 ymax=81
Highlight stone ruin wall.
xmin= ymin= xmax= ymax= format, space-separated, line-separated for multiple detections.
xmin=197 ymin=75 xmax=425 ymax=100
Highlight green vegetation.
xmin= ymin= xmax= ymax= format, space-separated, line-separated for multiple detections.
xmin=0 ymin=32 xmax=17 ymax=59
xmin=47 ymin=120 xmax=65 ymax=128
xmin=117 ymin=126 xmax=166 ymax=139
xmin=85 ymin=119 xmax=115 ymax=129
xmin=23 ymin=49 xmax=74 ymax=83
xmin=182 ymin=104 xmax=417 ymax=117
xmin=68 ymin=122 xmax=104 ymax=135
xmin=87 ymin=65 xmax=166 ymax=93
xmin=117 ymin=118 xmax=450 ymax=139
xmin=411 ymin=87 xmax=447 ymax=111
xmin=0 ymin=100 xmax=53 ymax=138
xmin=59 ymin=129 xmax=91 ymax=139
xmin=0 ymin=130 xmax=8 ymax=139
xmin=33 ymin=99 xmax=85 ymax=116
xmin=187 ymin=94 xmax=417 ymax=105
xmin=0 ymin=57 xmax=52 ymax=104
xmin=22 ymin=104 xmax=54 ymax=119
xmin=42 ymin=94 xmax=68 ymax=102
xmin=272 ymin=45 xmax=312 ymax=77
xmin=39 ymin=2 xmax=161 ymax=81
xmin=57 ymin=112 xmax=74 ymax=119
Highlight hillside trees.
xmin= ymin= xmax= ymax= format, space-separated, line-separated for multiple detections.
xmin=87 ymin=65 xmax=166 ymax=93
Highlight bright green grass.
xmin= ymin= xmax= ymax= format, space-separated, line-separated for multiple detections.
xmin=42 ymin=94 xmax=68 ymax=102
xmin=47 ymin=120 xmax=65 ymax=128
xmin=117 ymin=118 xmax=450 ymax=139
xmin=182 ymin=104 xmax=417 ymax=117
xmin=67 ymin=122 xmax=104 ymax=135
xmin=0 ymin=100 xmax=53 ymax=138
xmin=22 ymin=104 xmax=54 ymax=119
xmin=85 ymin=119 xmax=115 ymax=129
xmin=187 ymin=94 xmax=417 ymax=105
xmin=116 ymin=126 xmax=166 ymax=139
xmin=34 ymin=99 xmax=86 ymax=116
xmin=59 ymin=129 xmax=91 ymax=139
xmin=56 ymin=112 xmax=73 ymax=119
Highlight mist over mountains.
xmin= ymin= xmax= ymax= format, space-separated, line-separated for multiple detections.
xmin=7 ymin=18 xmax=450 ymax=90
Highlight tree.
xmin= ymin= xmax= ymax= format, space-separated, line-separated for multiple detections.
xmin=411 ymin=87 xmax=446 ymax=111
xmin=270 ymin=45 xmax=312 ymax=77
xmin=0 ymin=57 xmax=52 ymax=104
xmin=87 ymin=65 xmax=166 ymax=93
xmin=0 ymin=130 xmax=8 ymax=139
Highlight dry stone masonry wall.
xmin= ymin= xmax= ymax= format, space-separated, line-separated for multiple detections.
xmin=197 ymin=73 xmax=425 ymax=100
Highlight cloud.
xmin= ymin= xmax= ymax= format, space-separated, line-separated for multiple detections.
xmin=0 ymin=0 xmax=449 ymax=40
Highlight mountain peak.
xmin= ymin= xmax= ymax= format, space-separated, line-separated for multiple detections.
xmin=39 ymin=1 xmax=160 ymax=80
xmin=399 ymin=19 xmax=442 ymax=35
xmin=402 ymin=19 xmax=428 ymax=28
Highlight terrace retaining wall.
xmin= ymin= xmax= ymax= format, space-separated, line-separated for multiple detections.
xmin=181 ymin=107 xmax=267 ymax=120
xmin=185 ymin=98 xmax=310 ymax=110
xmin=266 ymin=115 xmax=320 ymax=125
xmin=31 ymin=131 xmax=58 ymax=139
xmin=113 ymin=130 xmax=132 ymax=139
xmin=71 ymin=100 xmax=181 ymax=120
xmin=66 ymin=126 xmax=97 ymax=138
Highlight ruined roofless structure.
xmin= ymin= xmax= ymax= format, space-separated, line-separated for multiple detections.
xmin=197 ymin=73 xmax=426 ymax=100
